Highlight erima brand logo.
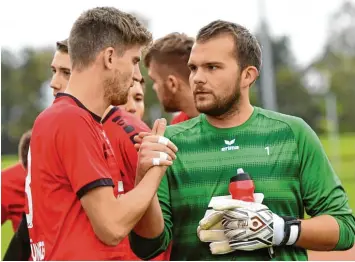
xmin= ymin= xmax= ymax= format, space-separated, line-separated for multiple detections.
xmin=221 ymin=139 xmax=239 ymax=151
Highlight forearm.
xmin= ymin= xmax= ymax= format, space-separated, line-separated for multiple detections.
xmin=129 ymin=173 xmax=172 ymax=260
xmin=113 ymin=167 xmax=165 ymax=239
xmin=133 ymin=194 xmax=164 ymax=238
xmin=296 ymin=215 xmax=339 ymax=251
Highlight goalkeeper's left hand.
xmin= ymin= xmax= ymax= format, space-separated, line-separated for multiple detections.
xmin=197 ymin=198 xmax=301 ymax=255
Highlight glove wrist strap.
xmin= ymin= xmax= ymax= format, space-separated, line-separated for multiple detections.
xmin=279 ymin=216 xmax=301 ymax=246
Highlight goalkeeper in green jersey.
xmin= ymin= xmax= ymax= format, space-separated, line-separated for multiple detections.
xmin=130 ymin=20 xmax=355 ymax=261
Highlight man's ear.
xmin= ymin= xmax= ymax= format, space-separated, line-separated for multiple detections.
xmin=166 ymin=75 xmax=179 ymax=94
xmin=103 ymin=47 xmax=115 ymax=70
xmin=240 ymin=66 xmax=259 ymax=89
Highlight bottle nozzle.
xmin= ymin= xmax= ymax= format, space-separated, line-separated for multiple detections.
xmin=237 ymin=168 xmax=244 ymax=174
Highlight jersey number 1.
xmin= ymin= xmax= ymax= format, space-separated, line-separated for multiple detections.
xmin=265 ymin=146 xmax=270 ymax=156
xmin=25 ymin=147 xmax=34 ymax=228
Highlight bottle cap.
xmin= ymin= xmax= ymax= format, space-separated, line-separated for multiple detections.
xmin=230 ymin=168 xmax=252 ymax=183
xmin=237 ymin=168 xmax=244 ymax=174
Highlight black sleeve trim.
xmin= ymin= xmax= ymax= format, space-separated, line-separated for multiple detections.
xmin=76 ymin=178 xmax=114 ymax=199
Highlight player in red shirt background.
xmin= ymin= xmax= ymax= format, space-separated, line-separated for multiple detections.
xmin=26 ymin=7 xmax=176 ymax=260
xmin=144 ymin=33 xmax=199 ymax=125
xmin=1 ymin=130 xmax=31 ymax=231
xmin=121 ymin=78 xmax=146 ymax=120
xmin=2 ymin=130 xmax=32 ymax=261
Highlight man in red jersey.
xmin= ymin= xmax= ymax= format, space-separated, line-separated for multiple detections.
xmin=47 ymin=38 xmax=171 ymax=261
xmin=3 ymin=37 xmax=170 ymax=261
xmin=144 ymin=33 xmax=199 ymax=124
xmin=27 ymin=7 xmax=177 ymax=260
xmin=49 ymin=39 xmax=151 ymax=194
xmin=1 ymin=130 xmax=31 ymax=231
xmin=52 ymin=39 xmax=171 ymax=261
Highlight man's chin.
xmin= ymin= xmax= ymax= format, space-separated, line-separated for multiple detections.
xmin=163 ymin=105 xmax=179 ymax=113
xmin=111 ymin=101 xmax=125 ymax=107
xmin=111 ymin=97 xmax=127 ymax=106
xmin=196 ymin=104 xmax=221 ymax=116
xmin=196 ymin=102 xmax=214 ymax=113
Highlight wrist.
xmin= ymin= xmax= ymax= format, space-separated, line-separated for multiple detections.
xmin=275 ymin=215 xmax=301 ymax=246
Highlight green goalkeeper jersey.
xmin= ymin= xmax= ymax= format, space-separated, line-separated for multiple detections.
xmin=130 ymin=107 xmax=355 ymax=261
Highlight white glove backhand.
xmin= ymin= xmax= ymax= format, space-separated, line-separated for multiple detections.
xmin=197 ymin=194 xmax=295 ymax=255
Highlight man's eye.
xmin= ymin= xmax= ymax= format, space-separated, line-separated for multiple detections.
xmin=188 ymin=65 xmax=197 ymax=72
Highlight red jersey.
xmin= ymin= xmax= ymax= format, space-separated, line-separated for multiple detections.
xmin=102 ymin=107 xmax=171 ymax=261
xmin=170 ymin=111 xmax=190 ymax=125
xmin=102 ymin=107 xmax=150 ymax=192
xmin=26 ymin=93 xmax=123 ymax=260
xmin=1 ymin=163 xmax=26 ymax=231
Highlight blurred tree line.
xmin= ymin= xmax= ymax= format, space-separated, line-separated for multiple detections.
xmin=1 ymin=1 xmax=355 ymax=155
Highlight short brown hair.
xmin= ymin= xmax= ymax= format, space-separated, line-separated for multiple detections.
xmin=18 ymin=129 xmax=32 ymax=170
xmin=69 ymin=7 xmax=152 ymax=70
xmin=56 ymin=39 xmax=68 ymax=53
xmin=197 ymin=20 xmax=262 ymax=72
xmin=144 ymin=33 xmax=194 ymax=82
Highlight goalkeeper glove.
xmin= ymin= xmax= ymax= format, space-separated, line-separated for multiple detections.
xmin=198 ymin=198 xmax=301 ymax=255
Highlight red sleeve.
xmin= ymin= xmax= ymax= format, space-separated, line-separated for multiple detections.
xmin=57 ymin=114 xmax=114 ymax=198
xmin=170 ymin=115 xmax=179 ymax=125
xmin=170 ymin=112 xmax=190 ymax=125
xmin=1 ymin=204 xmax=8 ymax=225
xmin=1 ymin=164 xmax=26 ymax=230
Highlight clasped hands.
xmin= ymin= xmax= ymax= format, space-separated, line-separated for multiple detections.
xmin=134 ymin=118 xmax=178 ymax=181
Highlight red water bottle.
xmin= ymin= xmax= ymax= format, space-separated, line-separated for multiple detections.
xmin=229 ymin=168 xmax=255 ymax=202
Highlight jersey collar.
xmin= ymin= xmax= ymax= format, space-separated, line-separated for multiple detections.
xmin=55 ymin=93 xmax=102 ymax=123
xmin=101 ymin=106 xmax=120 ymax=124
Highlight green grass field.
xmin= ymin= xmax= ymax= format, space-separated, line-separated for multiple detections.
xmin=1 ymin=134 xmax=354 ymax=258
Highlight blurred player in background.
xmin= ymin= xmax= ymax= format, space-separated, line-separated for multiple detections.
xmin=3 ymin=131 xmax=32 ymax=261
xmin=130 ymin=20 xmax=355 ymax=260
xmin=144 ymin=33 xmax=199 ymax=124
xmin=26 ymin=7 xmax=176 ymax=260
xmin=1 ymin=130 xmax=31 ymax=231
xmin=49 ymin=40 xmax=71 ymax=96
xmin=121 ymin=78 xmax=146 ymax=120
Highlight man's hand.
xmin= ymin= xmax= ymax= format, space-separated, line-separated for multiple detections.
xmin=136 ymin=118 xmax=178 ymax=184
xmin=198 ymin=198 xmax=301 ymax=255
xmin=134 ymin=132 xmax=151 ymax=151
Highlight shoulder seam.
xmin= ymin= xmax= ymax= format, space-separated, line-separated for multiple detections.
xmin=167 ymin=118 xmax=202 ymax=140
